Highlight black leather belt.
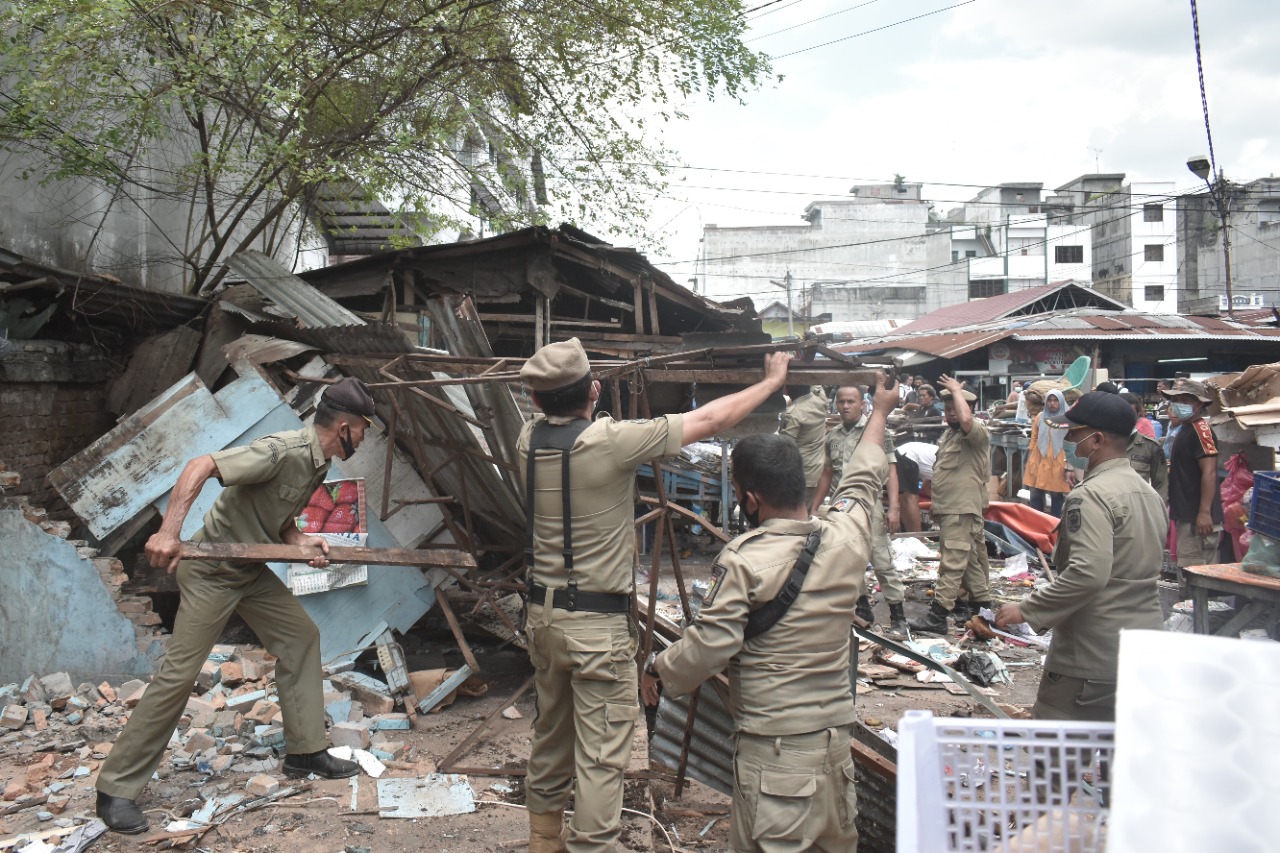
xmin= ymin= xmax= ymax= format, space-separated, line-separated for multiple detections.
xmin=528 ymin=582 xmax=631 ymax=613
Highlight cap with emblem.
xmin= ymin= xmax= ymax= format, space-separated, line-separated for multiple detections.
xmin=1159 ymin=377 xmax=1213 ymax=403
xmin=521 ymin=337 xmax=591 ymax=392
xmin=322 ymin=376 xmax=376 ymax=418
xmin=1046 ymin=390 xmax=1136 ymax=436
xmin=939 ymin=387 xmax=978 ymax=402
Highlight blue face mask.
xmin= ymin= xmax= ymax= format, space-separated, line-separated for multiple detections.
xmin=1062 ymin=432 xmax=1099 ymax=470
xmin=1170 ymin=402 xmax=1197 ymax=420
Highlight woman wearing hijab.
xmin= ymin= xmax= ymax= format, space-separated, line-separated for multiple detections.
xmin=1024 ymin=389 xmax=1071 ymax=517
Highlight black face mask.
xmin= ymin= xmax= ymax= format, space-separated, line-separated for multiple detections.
xmin=338 ymin=426 xmax=355 ymax=459
xmin=742 ymin=495 xmax=760 ymax=528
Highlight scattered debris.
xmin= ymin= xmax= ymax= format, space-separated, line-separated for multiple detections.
xmin=376 ymin=775 xmax=476 ymax=818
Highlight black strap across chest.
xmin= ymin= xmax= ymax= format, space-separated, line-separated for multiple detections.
xmin=524 ymin=418 xmax=592 ymax=574
xmin=744 ymin=528 xmax=823 ymax=640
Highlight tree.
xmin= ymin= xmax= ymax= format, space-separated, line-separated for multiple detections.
xmin=0 ymin=0 xmax=768 ymax=294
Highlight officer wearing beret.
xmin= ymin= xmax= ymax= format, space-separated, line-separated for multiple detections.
xmin=995 ymin=391 xmax=1165 ymax=721
xmin=642 ymin=375 xmax=900 ymax=853
xmin=96 ymin=377 xmax=376 ymax=833
xmin=519 ymin=338 xmax=790 ymax=853
xmin=911 ymin=375 xmax=993 ymax=633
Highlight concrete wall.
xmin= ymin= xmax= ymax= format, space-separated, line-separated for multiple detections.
xmin=0 ymin=342 xmax=115 ymax=520
xmin=1179 ymin=178 xmax=1280 ymax=311
xmin=0 ymin=508 xmax=162 ymax=683
xmin=702 ymin=200 xmax=933 ymax=320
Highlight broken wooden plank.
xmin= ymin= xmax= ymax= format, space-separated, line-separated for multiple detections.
xmin=416 ymin=665 xmax=473 ymax=715
xmin=643 ymin=368 xmax=880 ymax=386
xmin=179 ymin=542 xmax=477 ymax=569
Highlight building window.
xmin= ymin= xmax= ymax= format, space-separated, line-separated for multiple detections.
xmin=1055 ymin=245 xmax=1084 ymax=264
xmin=965 ymin=250 xmax=977 ymax=258
xmin=969 ymin=280 xmax=1007 ymax=299
xmin=1143 ymin=204 xmax=1164 ymax=222
xmin=952 ymin=251 xmax=960 ymax=262
xmin=1144 ymin=244 xmax=1164 ymax=262
xmin=1096 ymin=267 xmax=1109 ymax=279
xmin=1145 ymin=285 xmax=1166 ymax=302
xmin=1115 ymin=262 xmax=1125 ymax=273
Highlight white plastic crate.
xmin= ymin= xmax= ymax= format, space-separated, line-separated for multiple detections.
xmin=897 ymin=710 xmax=1114 ymax=852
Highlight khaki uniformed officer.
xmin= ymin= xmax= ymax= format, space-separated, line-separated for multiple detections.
xmin=911 ymin=374 xmax=992 ymax=634
xmin=1126 ymin=429 xmax=1168 ymax=498
xmin=813 ymin=385 xmax=907 ymax=633
xmin=642 ymin=375 xmax=900 ymax=853
xmin=996 ymin=391 xmax=1165 ymax=721
xmin=518 ymin=339 xmax=789 ymax=853
xmin=779 ymin=384 xmax=829 ymax=509
xmin=95 ymin=378 xmax=375 ymax=833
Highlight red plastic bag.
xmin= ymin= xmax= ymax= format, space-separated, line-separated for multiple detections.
xmin=1221 ymin=452 xmax=1254 ymax=507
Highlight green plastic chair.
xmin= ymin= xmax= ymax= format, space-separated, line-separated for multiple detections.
xmin=1061 ymin=356 xmax=1091 ymax=390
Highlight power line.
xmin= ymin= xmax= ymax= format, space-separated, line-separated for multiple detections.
xmin=1188 ymin=0 xmax=1218 ymax=175
xmin=772 ymin=0 xmax=976 ymax=60
xmin=748 ymin=0 xmax=886 ymax=42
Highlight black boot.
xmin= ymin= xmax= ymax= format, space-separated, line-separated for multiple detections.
xmin=855 ymin=595 xmax=875 ymax=624
xmin=283 ymin=749 xmax=360 ymax=779
xmin=950 ymin=600 xmax=972 ymax=620
xmin=968 ymin=600 xmax=994 ymax=619
xmin=96 ymin=791 xmax=149 ymax=834
xmin=888 ymin=602 xmax=907 ymax=634
xmin=909 ymin=601 xmax=952 ymax=634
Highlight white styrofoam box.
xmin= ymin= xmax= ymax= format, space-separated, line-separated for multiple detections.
xmin=1110 ymin=629 xmax=1280 ymax=853
xmin=897 ymin=710 xmax=1113 ymax=852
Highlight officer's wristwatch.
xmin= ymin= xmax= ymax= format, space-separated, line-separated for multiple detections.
xmin=644 ymin=652 xmax=660 ymax=679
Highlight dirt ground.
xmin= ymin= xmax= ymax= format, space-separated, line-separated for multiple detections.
xmin=0 ymin=542 xmax=1044 ymax=853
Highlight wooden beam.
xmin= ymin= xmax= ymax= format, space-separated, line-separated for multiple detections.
xmin=179 ymin=542 xmax=477 ymax=568
xmin=644 ymin=368 xmax=881 ymax=385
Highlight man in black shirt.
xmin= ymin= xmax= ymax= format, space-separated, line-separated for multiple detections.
xmin=1161 ymin=379 xmax=1222 ymax=568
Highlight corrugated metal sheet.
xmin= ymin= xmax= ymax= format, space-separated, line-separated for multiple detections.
xmin=894 ymin=282 xmax=1128 ymax=334
xmin=226 ymin=250 xmax=364 ymax=328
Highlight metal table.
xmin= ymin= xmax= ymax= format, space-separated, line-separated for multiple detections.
xmin=1180 ymin=563 xmax=1280 ymax=637
xmin=989 ymin=428 xmax=1031 ymax=501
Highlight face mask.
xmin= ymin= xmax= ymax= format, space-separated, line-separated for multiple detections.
xmin=1171 ymin=402 xmax=1197 ymax=420
xmin=742 ymin=496 xmax=760 ymax=529
xmin=1062 ymin=432 xmax=1099 ymax=470
xmin=338 ymin=426 xmax=355 ymax=459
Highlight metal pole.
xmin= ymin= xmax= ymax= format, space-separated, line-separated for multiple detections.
xmin=785 ymin=271 xmax=794 ymax=338
xmin=1215 ymin=172 xmax=1235 ymax=318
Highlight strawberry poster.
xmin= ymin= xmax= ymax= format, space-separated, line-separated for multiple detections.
xmin=289 ymin=478 xmax=369 ymax=595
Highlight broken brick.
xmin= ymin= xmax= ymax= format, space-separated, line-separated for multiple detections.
xmin=329 ymin=721 xmax=370 ymax=751
xmin=118 ymin=680 xmax=147 ymax=708
xmin=1 ymin=705 xmax=28 ymax=731
xmin=97 ymin=682 xmax=117 ymax=703
xmin=245 ymin=775 xmax=279 ymax=797
xmin=218 ymin=661 xmax=244 ymax=687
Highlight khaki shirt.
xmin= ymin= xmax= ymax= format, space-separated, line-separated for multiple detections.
xmin=518 ymin=413 xmax=684 ymax=595
xmin=657 ymin=438 xmax=884 ymax=736
xmin=202 ymin=426 xmax=330 ymax=544
xmin=779 ymin=389 xmax=829 ymax=488
xmin=930 ymin=420 xmax=991 ymax=515
xmin=824 ymin=416 xmax=894 ymax=498
xmin=1019 ymin=458 xmax=1166 ymax=681
xmin=1126 ymin=431 xmax=1168 ymax=499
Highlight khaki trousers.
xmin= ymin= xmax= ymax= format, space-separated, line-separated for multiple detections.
xmin=1175 ymin=522 xmax=1222 ymax=568
xmin=730 ymin=727 xmax=858 ymax=853
xmin=869 ymin=507 xmax=905 ymax=605
xmin=1033 ymin=672 xmax=1117 ymax=723
xmin=97 ymin=558 xmax=326 ymax=800
xmin=932 ymin=513 xmax=991 ymax=610
xmin=525 ymin=604 xmax=638 ymax=853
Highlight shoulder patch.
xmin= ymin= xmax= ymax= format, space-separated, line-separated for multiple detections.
xmin=264 ymin=439 xmax=284 ymax=465
xmin=622 ymin=418 xmax=653 ymax=425
xmin=702 ymin=564 xmax=727 ymax=608
xmin=831 ymin=496 xmax=854 ymax=513
xmin=1066 ymin=503 xmax=1082 ymax=533
xmin=1193 ymin=419 xmax=1218 ymax=455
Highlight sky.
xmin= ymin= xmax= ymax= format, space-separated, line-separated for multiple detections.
xmin=633 ymin=0 xmax=1280 ymax=289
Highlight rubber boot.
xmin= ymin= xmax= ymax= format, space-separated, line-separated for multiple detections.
xmin=528 ymin=810 xmax=568 ymax=853
xmin=909 ymin=600 xmax=952 ymax=635
xmin=855 ymin=595 xmax=875 ymax=624
xmin=888 ymin=602 xmax=907 ymax=634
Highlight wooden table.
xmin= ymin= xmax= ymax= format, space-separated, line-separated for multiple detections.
xmin=1180 ymin=563 xmax=1280 ymax=637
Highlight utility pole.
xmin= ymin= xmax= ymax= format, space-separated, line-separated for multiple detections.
xmin=1187 ymin=155 xmax=1235 ymax=318
xmin=770 ymin=271 xmax=795 ymax=338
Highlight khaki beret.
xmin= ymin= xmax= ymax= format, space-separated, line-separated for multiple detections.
xmin=521 ymin=338 xmax=591 ymax=392
xmin=939 ymin=387 xmax=978 ymax=403
xmin=322 ymin=376 xmax=375 ymax=418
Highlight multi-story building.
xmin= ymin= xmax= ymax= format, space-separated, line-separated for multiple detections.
xmin=1055 ymin=175 xmax=1178 ymax=312
xmin=698 ymin=182 xmax=954 ymax=322
xmin=1176 ymin=176 xmax=1280 ymax=314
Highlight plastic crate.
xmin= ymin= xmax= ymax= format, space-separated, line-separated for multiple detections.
xmin=1248 ymin=469 xmax=1280 ymax=540
xmin=897 ymin=710 xmax=1114 ymax=853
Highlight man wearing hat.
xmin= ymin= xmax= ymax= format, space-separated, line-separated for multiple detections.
xmin=1161 ymin=379 xmax=1223 ymax=568
xmin=995 ymin=391 xmax=1165 ymax=722
xmin=911 ymin=375 xmax=993 ymax=634
xmin=518 ymin=339 xmax=790 ymax=853
xmin=95 ymin=377 xmax=375 ymax=833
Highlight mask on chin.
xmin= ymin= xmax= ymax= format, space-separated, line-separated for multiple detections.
xmin=742 ymin=496 xmax=761 ymax=528
xmin=338 ymin=428 xmax=355 ymax=459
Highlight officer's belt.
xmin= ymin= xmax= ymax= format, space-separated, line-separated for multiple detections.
xmin=528 ymin=582 xmax=631 ymax=614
